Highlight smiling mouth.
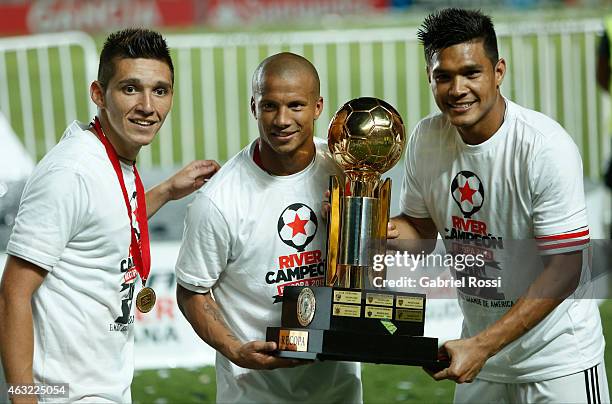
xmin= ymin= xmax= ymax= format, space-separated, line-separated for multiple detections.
xmin=129 ymin=118 xmax=156 ymax=127
xmin=448 ymin=101 xmax=475 ymax=110
xmin=274 ymin=131 xmax=297 ymax=138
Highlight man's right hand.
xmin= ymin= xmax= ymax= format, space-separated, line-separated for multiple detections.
xmin=230 ymin=340 xmax=309 ymax=370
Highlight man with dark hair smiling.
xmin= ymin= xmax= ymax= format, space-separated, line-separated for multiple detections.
xmin=0 ymin=28 xmax=219 ymax=402
xmin=175 ymin=52 xmax=362 ymax=403
xmin=390 ymin=8 xmax=609 ymax=403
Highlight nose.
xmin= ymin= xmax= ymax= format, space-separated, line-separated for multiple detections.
xmin=273 ymin=106 xmax=291 ymax=127
xmin=449 ymin=76 xmax=468 ymax=98
xmin=136 ymin=92 xmax=154 ymax=115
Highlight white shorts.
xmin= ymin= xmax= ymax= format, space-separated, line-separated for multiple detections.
xmin=454 ymin=363 xmax=609 ymax=404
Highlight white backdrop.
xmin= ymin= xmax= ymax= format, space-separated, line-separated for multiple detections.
xmin=131 ymin=242 xmax=216 ymax=369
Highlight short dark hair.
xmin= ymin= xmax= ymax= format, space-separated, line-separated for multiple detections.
xmin=97 ymin=28 xmax=174 ymax=88
xmin=417 ymin=8 xmax=499 ymax=66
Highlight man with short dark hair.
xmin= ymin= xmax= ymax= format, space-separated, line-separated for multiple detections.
xmin=391 ymin=8 xmax=609 ymax=402
xmin=175 ymin=52 xmax=362 ymax=403
xmin=0 ymin=28 xmax=219 ymax=402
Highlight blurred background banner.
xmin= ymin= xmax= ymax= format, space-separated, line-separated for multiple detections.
xmin=201 ymin=0 xmax=389 ymax=27
xmin=0 ymin=0 xmax=607 ymax=35
xmin=0 ymin=0 xmax=198 ymax=35
xmin=131 ymin=243 xmax=217 ymax=370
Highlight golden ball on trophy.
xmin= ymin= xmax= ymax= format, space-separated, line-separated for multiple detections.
xmin=328 ymin=97 xmax=406 ymax=175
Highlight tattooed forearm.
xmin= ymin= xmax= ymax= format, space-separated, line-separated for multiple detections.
xmin=201 ymin=296 xmax=240 ymax=343
xmin=203 ymin=300 xmax=225 ymax=323
xmin=204 ymin=301 xmax=238 ymax=341
xmin=176 ymin=285 xmax=242 ymax=360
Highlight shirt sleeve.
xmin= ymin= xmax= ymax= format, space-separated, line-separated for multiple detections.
xmin=399 ymin=122 xmax=430 ymax=218
xmin=7 ymin=167 xmax=89 ymax=271
xmin=175 ymin=192 xmax=231 ymax=293
xmin=530 ymin=132 xmax=589 ymax=255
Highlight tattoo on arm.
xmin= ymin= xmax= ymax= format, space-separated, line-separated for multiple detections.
xmin=203 ymin=300 xmax=224 ymax=323
xmin=202 ymin=299 xmax=240 ymax=342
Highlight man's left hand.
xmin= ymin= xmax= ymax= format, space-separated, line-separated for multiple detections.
xmin=165 ymin=160 xmax=220 ymax=201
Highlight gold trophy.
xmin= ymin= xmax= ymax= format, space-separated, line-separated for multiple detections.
xmin=326 ymin=97 xmax=405 ymax=289
xmin=267 ymin=98 xmax=446 ymax=369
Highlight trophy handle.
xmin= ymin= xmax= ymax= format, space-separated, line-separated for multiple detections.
xmin=326 ymin=176 xmax=342 ymax=286
xmin=377 ymin=178 xmax=392 ymax=241
xmin=368 ymin=178 xmax=392 ymax=286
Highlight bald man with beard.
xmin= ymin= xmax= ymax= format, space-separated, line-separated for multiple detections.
xmin=175 ymin=53 xmax=363 ymax=403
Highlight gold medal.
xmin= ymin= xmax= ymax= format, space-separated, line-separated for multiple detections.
xmin=136 ymin=286 xmax=156 ymax=313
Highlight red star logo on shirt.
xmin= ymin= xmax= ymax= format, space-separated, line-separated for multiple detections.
xmin=287 ymin=214 xmax=308 ymax=237
xmin=458 ymin=181 xmax=477 ymax=203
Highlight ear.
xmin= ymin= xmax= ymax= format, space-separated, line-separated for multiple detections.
xmin=250 ymin=96 xmax=257 ymax=119
xmin=494 ymin=58 xmax=506 ymax=89
xmin=426 ymin=66 xmax=432 ymax=84
xmin=90 ymin=81 xmax=105 ymax=108
xmin=313 ymin=96 xmax=323 ymax=120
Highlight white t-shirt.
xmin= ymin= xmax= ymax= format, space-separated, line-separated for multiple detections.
xmin=176 ymin=138 xmax=363 ymax=403
xmin=400 ymin=99 xmax=604 ymax=382
xmin=7 ymin=121 xmax=141 ymax=402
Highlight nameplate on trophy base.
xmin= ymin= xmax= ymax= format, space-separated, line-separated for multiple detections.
xmin=366 ymin=293 xmax=394 ymax=307
xmin=277 ymin=329 xmax=309 ymax=352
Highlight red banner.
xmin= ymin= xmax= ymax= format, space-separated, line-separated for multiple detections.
xmin=0 ymin=0 xmax=395 ymax=36
xmin=203 ymin=0 xmax=389 ymax=26
xmin=0 ymin=0 xmax=197 ymax=36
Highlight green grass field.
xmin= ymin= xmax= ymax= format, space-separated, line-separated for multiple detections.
xmin=131 ymin=300 xmax=612 ymax=403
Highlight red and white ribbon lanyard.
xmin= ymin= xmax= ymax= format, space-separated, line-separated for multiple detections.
xmin=91 ymin=117 xmax=152 ymax=292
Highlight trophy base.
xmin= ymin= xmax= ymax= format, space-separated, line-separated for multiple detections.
xmin=280 ymin=286 xmax=427 ymax=336
xmin=266 ymin=327 xmax=449 ymax=371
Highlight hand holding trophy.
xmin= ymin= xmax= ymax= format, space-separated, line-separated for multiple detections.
xmin=267 ymin=97 xmax=447 ymax=369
